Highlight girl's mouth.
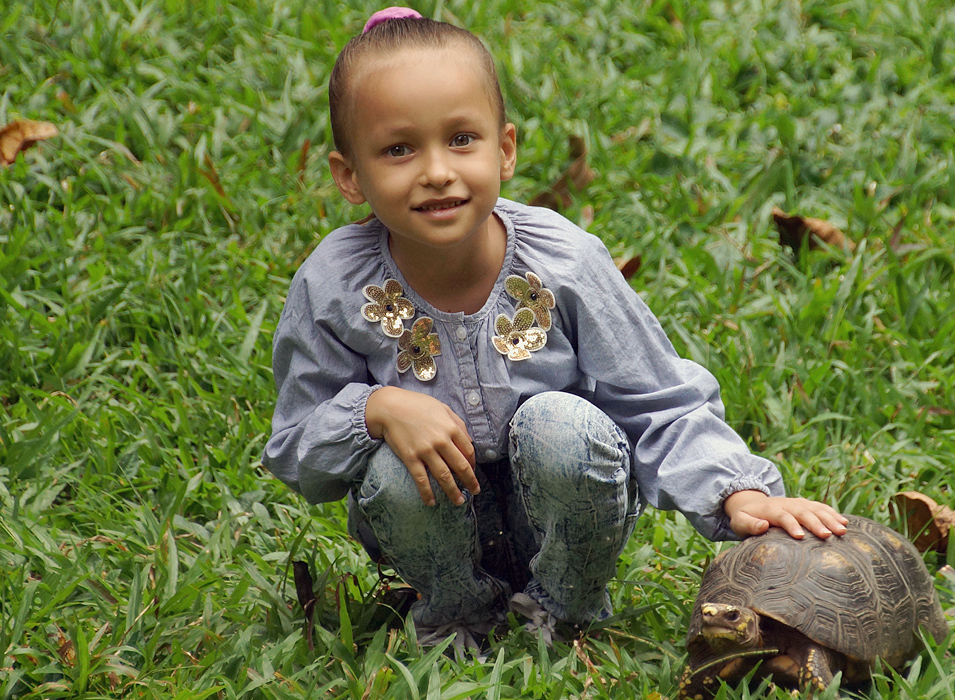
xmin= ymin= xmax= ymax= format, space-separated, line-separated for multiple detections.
xmin=414 ymin=199 xmax=467 ymax=212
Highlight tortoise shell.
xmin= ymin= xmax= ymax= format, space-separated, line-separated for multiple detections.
xmin=685 ymin=515 xmax=947 ymax=680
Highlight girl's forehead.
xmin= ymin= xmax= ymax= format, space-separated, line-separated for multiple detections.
xmin=349 ymin=45 xmax=500 ymax=117
xmin=353 ymin=43 xmax=483 ymax=81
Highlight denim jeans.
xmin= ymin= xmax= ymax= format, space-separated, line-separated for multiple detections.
xmin=348 ymin=391 xmax=641 ymax=627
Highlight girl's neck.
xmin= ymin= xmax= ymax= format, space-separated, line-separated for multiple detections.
xmin=388 ymin=214 xmax=507 ymax=315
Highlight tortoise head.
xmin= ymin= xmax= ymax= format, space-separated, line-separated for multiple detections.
xmin=700 ymin=603 xmax=761 ymax=652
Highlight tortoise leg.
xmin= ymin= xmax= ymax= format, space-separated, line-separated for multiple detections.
xmin=678 ymin=655 xmax=759 ymax=699
xmin=763 ymin=654 xmax=801 ymax=685
xmin=795 ymin=642 xmax=843 ymax=696
xmin=677 ymin=663 xmax=719 ymax=700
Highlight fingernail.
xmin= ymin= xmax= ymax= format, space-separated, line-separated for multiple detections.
xmin=455 ymin=496 xmax=465 ymax=506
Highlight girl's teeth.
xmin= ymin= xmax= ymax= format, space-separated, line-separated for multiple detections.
xmin=421 ymin=201 xmax=461 ymax=211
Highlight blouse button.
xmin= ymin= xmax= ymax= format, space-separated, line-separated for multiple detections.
xmin=484 ymin=448 xmax=498 ymax=461
xmin=466 ymin=390 xmax=480 ymax=406
xmin=455 ymin=325 xmax=468 ymax=341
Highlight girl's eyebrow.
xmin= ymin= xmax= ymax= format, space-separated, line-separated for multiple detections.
xmin=376 ymin=124 xmax=418 ymax=139
xmin=442 ymin=111 xmax=490 ymax=129
xmin=378 ymin=111 xmax=489 ymax=138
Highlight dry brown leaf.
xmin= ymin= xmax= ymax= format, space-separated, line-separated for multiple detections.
xmin=0 ymin=119 xmax=58 ymax=167
xmin=614 ymin=254 xmax=643 ymax=280
xmin=892 ymin=491 xmax=955 ymax=553
xmin=55 ymin=628 xmax=76 ymax=666
xmin=198 ymin=154 xmax=237 ymax=215
xmin=55 ymin=90 xmax=76 ymax=114
xmin=771 ymin=207 xmax=856 ymax=253
xmin=199 ymin=154 xmax=227 ymax=199
xmin=889 ymin=212 xmax=907 ymax=253
xmin=298 ymin=138 xmax=310 ymax=186
xmin=292 ymin=560 xmax=316 ymax=652
xmin=529 ymin=135 xmax=596 ymax=211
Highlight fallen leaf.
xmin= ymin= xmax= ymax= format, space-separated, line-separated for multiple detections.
xmin=199 ymin=154 xmax=229 ymax=200
xmin=292 ymin=560 xmax=316 ymax=652
xmin=771 ymin=207 xmax=856 ymax=253
xmin=55 ymin=90 xmax=76 ymax=114
xmin=298 ymin=138 xmax=310 ymax=186
xmin=892 ymin=491 xmax=955 ymax=553
xmin=614 ymin=254 xmax=643 ymax=280
xmin=889 ymin=212 xmax=907 ymax=253
xmin=198 ymin=154 xmax=237 ymax=220
xmin=665 ymin=3 xmax=685 ymax=30
xmin=0 ymin=119 xmax=58 ymax=167
xmin=530 ymin=135 xmax=596 ymax=211
xmin=55 ymin=628 xmax=75 ymax=666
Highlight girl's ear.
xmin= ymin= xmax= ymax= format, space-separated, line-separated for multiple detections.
xmin=499 ymin=123 xmax=517 ymax=182
xmin=329 ymin=151 xmax=367 ymax=205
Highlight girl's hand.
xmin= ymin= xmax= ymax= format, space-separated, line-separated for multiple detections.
xmin=723 ymin=490 xmax=849 ymax=540
xmin=365 ymin=386 xmax=479 ymax=507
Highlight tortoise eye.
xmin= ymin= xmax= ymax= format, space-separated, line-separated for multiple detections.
xmin=725 ymin=611 xmax=740 ymax=623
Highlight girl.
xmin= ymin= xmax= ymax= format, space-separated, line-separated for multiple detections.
xmin=264 ymin=7 xmax=847 ymax=649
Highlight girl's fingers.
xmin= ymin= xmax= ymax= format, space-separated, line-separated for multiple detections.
xmin=409 ymin=462 xmax=437 ymax=507
xmin=736 ymin=512 xmax=770 ymax=537
xmin=449 ymin=432 xmax=479 ymax=493
xmin=728 ymin=494 xmax=850 ymax=541
xmin=422 ymin=449 xmax=467 ymax=506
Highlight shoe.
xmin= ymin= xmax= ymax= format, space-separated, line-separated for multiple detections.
xmin=414 ymin=616 xmax=500 ymax=661
xmin=508 ymin=592 xmax=567 ymax=646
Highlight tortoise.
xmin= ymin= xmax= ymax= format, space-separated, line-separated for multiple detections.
xmin=678 ymin=514 xmax=948 ymax=698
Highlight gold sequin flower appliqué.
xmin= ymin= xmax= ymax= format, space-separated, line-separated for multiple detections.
xmin=361 ymin=279 xmax=414 ymax=338
xmin=505 ymin=271 xmax=555 ymax=331
xmin=492 ymin=308 xmax=546 ymax=361
xmin=397 ymin=317 xmax=442 ymax=381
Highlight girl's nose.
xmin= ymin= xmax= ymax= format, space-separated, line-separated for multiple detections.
xmin=420 ymin=150 xmax=455 ymax=188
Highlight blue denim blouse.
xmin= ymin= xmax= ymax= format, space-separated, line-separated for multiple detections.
xmin=263 ymin=199 xmax=783 ymax=540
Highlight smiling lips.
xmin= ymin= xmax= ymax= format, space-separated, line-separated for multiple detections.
xmin=414 ymin=198 xmax=467 ymax=212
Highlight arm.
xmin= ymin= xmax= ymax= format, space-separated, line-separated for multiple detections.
xmin=557 ymin=232 xmax=823 ymax=540
xmin=264 ymin=265 xmax=480 ymax=506
xmin=263 ymin=275 xmax=383 ymax=504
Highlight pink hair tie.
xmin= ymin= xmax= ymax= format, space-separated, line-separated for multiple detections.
xmin=363 ymin=7 xmax=424 ymax=34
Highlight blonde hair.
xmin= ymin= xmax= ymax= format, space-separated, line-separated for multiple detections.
xmin=328 ymin=17 xmax=506 ymax=156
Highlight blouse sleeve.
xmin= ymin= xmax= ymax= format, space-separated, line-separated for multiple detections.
xmin=559 ymin=235 xmax=784 ymax=540
xmin=263 ymin=271 xmax=382 ymax=505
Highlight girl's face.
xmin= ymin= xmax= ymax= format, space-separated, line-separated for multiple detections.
xmin=329 ymin=45 xmax=516 ymax=260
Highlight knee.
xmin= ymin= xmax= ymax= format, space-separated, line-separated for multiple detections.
xmin=356 ymin=445 xmax=427 ymax=517
xmin=509 ymin=392 xmax=630 ymax=482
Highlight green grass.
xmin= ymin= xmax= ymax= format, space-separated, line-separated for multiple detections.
xmin=2 ymin=0 xmax=953 ymax=697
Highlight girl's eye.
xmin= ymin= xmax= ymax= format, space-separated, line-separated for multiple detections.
xmin=386 ymin=145 xmax=411 ymax=157
xmin=451 ymin=134 xmax=475 ymax=147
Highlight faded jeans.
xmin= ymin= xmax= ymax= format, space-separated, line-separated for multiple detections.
xmin=347 ymin=391 xmax=641 ymax=627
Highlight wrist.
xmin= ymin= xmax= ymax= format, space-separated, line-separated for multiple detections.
xmin=723 ymin=489 xmax=767 ymax=518
xmin=365 ymin=386 xmax=401 ymax=439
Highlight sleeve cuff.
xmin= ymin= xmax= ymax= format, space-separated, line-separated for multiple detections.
xmin=352 ymin=383 xmax=384 ymax=447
